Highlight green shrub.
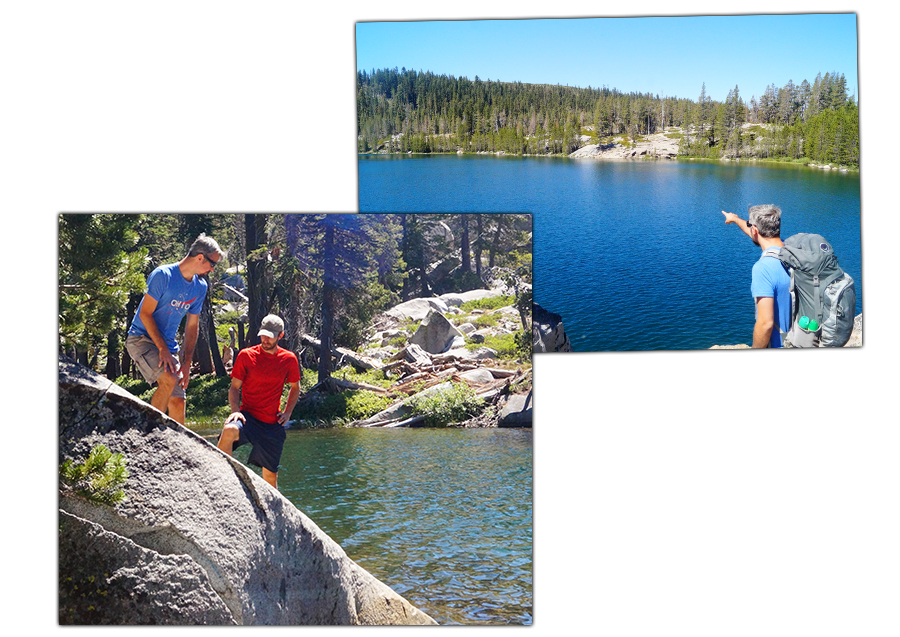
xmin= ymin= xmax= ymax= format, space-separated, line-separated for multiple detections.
xmin=407 ymin=382 xmax=485 ymax=427
xmin=60 ymin=445 xmax=128 ymax=505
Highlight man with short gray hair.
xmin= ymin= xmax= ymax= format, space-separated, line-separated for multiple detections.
xmin=722 ymin=205 xmax=791 ymax=348
xmin=126 ymin=233 xmax=225 ymax=423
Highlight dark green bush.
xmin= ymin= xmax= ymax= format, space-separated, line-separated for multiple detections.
xmin=406 ymin=382 xmax=485 ymax=427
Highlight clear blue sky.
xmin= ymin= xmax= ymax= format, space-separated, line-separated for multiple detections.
xmin=356 ymin=14 xmax=859 ymax=103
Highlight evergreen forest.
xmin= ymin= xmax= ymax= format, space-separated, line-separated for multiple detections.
xmin=357 ymin=67 xmax=859 ymax=167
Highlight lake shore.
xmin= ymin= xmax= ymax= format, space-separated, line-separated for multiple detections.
xmin=360 ymin=143 xmax=858 ymax=173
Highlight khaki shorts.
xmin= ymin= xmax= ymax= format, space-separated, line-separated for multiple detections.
xmin=125 ymin=334 xmax=186 ymax=400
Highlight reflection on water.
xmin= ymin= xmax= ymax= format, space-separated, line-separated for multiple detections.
xmin=231 ymin=427 xmax=533 ymax=625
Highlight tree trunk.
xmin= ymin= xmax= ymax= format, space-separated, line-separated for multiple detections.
xmin=105 ymin=330 xmax=120 ymax=380
xmin=244 ymin=213 xmax=268 ymax=346
xmin=194 ymin=290 xmax=220 ymax=376
xmin=460 ymin=214 xmax=471 ymax=273
xmin=489 ymin=216 xmax=505 ymax=268
xmin=120 ymin=294 xmax=139 ymax=377
xmin=205 ymin=295 xmax=227 ymax=376
xmin=318 ymin=223 xmax=336 ymax=383
xmin=474 ymin=214 xmax=483 ymax=278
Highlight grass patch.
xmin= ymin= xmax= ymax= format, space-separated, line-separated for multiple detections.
xmin=332 ymin=365 xmax=392 ymax=389
xmin=471 ymin=313 xmax=502 ymax=329
xmin=460 ymin=295 xmax=514 ymax=312
xmin=467 ymin=330 xmax=531 ymax=361
xmin=401 ymin=319 xmax=421 ymax=334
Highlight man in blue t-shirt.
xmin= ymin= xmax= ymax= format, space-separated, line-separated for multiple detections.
xmin=722 ymin=205 xmax=791 ymax=348
xmin=126 ymin=233 xmax=224 ymax=423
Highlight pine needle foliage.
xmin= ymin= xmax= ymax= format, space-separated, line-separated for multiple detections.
xmin=59 ymin=445 xmax=129 ymax=506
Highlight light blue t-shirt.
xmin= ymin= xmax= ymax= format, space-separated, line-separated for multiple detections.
xmin=751 ymin=248 xmax=792 ymax=348
xmin=128 ymin=263 xmax=208 ymax=353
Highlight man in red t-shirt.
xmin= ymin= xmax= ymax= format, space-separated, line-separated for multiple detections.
xmin=217 ymin=314 xmax=301 ymax=489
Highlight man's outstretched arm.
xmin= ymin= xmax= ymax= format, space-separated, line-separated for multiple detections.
xmin=722 ymin=210 xmax=754 ymax=241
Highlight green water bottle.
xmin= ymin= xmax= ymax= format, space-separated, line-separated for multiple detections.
xmin=808 ymin=318 xmax=819 ymax=332
xmin=799 ymin=316 xmax=810 ymax=329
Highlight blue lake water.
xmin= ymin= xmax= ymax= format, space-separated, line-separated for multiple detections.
xmin=222 ymin=427 xmax=533 ymax=625
xmin=358 ymin=154 xmax=862 ymax=351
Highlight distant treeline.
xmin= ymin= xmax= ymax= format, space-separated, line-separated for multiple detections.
xmin=356 ymin=67 xmax=859 ymax=166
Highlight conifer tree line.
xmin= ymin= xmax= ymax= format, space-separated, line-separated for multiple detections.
xmin=357 ymin=67 xmax=858 ymax=166
xmin=59 ymin=213 xmax=532 ymax=382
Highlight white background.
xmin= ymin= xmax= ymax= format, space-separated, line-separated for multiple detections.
xmin=5 ymin=2 xmax=897 ymax=634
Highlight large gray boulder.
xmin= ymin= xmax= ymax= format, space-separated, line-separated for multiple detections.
xmin=382 ymin=297 xmax=450 ymax=322
xmin=497 ymin=392 xmax=533 ymax=428
xmin=409 ymin=309 xmax=465 ymax=354
xmin=59 ymin=510 xmax=234 ymax=624
xmin=57 ymin=356 xmax=436 ymax=626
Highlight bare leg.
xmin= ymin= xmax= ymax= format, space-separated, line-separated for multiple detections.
xmin=217 ymin=423 xmax=240 ymax=456
xmin=262 ymin=468 xmax=278 ymax=489
xmin=151 ymin=371 xmax=178 ymax=415
xmin=168 ymin=396 xmax=186 ymax=425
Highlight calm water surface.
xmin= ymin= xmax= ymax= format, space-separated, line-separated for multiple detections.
xmin=223 ymin=427 xmax=533 ymax=625
xmin=359 ymin=154 xmax=862 ymax=350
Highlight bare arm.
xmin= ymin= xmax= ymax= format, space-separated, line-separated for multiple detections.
xmin=753 ymin=297 xmax=775 ymax=348
xmin=722 ymin=210 xmax=754 ymax=241
xmin=277 ymin=381 xmax=301 ymax=425
xmin=138 ymin=294 xmax=179 ymax=373
xmin=226 ymin=378 xmax=245 ymax=423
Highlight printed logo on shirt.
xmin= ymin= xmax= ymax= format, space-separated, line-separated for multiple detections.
xmin=170 ymin=297 xmax=197 ymax=311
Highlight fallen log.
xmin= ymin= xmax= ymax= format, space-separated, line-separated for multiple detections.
xmin=385 ymin=415 xmax=425 ymax=428
xmin=483 ymin=367 xmax=518 ymax=378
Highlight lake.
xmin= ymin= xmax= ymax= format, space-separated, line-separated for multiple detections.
xmin=358 ymin=154 xmax=862 ymax=351
xmin=214 ymin=426 xmax=533 ymax=625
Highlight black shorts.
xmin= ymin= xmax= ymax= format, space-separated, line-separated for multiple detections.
xmin=226 ymin=412 xmax=286 ymax=473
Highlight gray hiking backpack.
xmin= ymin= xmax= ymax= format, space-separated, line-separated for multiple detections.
xmin=766 ymin=233 xmax=856 ymax=347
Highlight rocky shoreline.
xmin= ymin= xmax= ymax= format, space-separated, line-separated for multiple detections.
xmin=364 ymin=123 xmax=857 ymax=171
